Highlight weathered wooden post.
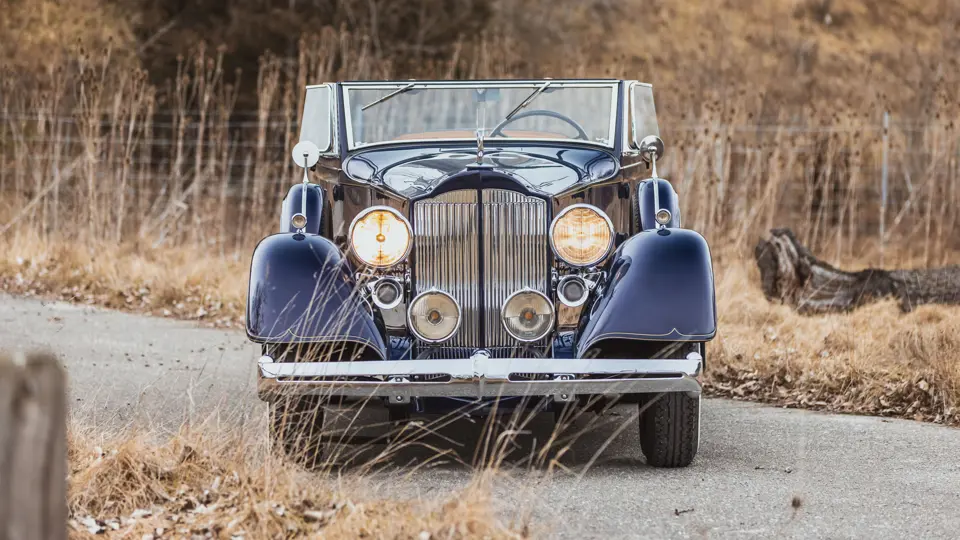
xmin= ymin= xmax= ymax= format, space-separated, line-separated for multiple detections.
xmin=0 ymin=352 xmax=67 ymax=540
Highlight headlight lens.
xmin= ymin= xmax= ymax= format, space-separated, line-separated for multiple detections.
xmin=549 ymin=204 xmax=614 ymax=267
xmin=655 ymin=208 xmax=672 ymax=226
xmin=408 ymin=290 xmax=461 ymax=343
xmin=349 ymin=206 xmax=412 ymax=268
xmin=501 ymin=289 xmax=555 ymax=342
xmin=290 ymin=213 xmax=308 ymax=230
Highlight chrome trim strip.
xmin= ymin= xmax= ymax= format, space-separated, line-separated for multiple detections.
xmin=257 ymin=353 xmax=703 ymax=399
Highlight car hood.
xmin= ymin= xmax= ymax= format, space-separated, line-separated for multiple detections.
xmin=342 ymin=144 xmax=619 ymax=199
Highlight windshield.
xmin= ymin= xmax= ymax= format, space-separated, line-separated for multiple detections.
xmin=343 ymin=81 xmax=618 ymax=150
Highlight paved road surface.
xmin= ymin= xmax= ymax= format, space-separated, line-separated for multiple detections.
xmin=2 ymin=295 xmax=959 ymax=538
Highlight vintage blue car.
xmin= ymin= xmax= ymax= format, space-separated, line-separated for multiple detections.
xmin=248 ymin=80 xmax=716 ymax=467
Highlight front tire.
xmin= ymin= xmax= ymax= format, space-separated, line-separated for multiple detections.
xmin=639 ymin=392 xmax=700 ymax=468
xmin=270 ymin=395 xmax=326 ymax=467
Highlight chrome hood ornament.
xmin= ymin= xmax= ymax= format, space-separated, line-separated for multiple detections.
xmin=475 ymin=128 xmax=485 ymax=165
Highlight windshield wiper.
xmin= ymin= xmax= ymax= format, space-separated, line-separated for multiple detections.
xmin=498 ymin=81 xmax=552 ymax=125
xmin=361 ymin=82 xmax=415 ymax=111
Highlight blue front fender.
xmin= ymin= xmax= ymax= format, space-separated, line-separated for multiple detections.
xmin=576 ymin=228 xmax=716 ymax=356
xmin=246 ymin=233 xmax=387 ymax=359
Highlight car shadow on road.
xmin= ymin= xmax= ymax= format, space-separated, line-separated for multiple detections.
xmin=320 ymin=402 xmax=649 ymax=473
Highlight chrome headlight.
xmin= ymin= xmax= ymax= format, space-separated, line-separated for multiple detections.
xmin=655 ymin=208 xmax=672 ymax=226
xmin=290 ymin=213 xmax=308 ymax=230
xmin=501 ymin=289 xmax=555 ymax=342
xmin=408 ymin=290 xmax=461 ymax=343
xmin=348 ymin=206 xmax=412 ymax=268
xmin=549 ymin=204 xmax=614 ymax=267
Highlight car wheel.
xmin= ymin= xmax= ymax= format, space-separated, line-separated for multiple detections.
xmin=270 ymin=395 xmax=326 ymax=467
xmin=638 ymin=392 xmax=700 ymax=468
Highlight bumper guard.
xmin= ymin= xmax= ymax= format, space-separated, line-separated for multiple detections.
xmin=257 ymin=350 xmax=703 ymax=403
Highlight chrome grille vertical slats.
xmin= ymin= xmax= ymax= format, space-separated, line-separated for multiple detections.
xmin=413 ymin=188 xmax=548 ymax=356
xmin=482 ymin=190 xmax=549 ymax=349
xmin=413 ymin=190 xmax=479 ymax=350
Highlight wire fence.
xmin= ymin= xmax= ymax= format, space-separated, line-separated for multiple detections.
xmin=2 ymin=108 xmax=959 ymax=265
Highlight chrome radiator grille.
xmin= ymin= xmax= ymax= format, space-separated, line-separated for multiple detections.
xmin=413 ymin=190 xmax=480 ymax=349
xmin=413 ymin=189 xmax=549 ymax=354
xmin=482 ymin=190 xmax=550 ymax=348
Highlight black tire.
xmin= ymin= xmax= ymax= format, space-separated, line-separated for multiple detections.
xmin=639 ymin=392 xmax=700 ymax=468
xmin=270 ymin=395 xmax=326 ymax=468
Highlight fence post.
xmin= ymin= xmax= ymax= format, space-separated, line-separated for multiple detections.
xmin=880 ymin=111 xmax=890 ymax=266
xmin=0 ymin=352 xmax=67 ymax=540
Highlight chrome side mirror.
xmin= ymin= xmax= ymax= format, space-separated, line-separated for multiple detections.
xmin=292 ymin=140 xmax=321 ymax=169
xmin=638 ymin=135 xmax=664 ymax=164
xmin=638 ymin=135 xmax=667 ymax=229
xmin=290 ymin=141 xmax=321 ymax=233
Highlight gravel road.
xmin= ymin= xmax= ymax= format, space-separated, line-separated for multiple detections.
xmin=3 ymin=295 xmax=959 ymax=538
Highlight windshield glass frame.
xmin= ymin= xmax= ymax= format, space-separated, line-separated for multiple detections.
xmin=341 ymin=80 xmax=620 ymax=152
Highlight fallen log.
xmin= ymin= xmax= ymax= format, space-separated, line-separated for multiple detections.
xmin=754 ymin=228 xmax=960 ymax=313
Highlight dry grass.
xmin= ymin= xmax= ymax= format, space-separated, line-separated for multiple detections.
xmin=604 ymin=0 xmax=960 ymax=114
xmin=3 ymin=4 xmax=960 ymax=259
xmin=67 ymin=426 xmax=524 ymax=538
xmin=708 ymin=259 xmax=960 ymax=424
xmin=0 ymin=234 xmax=247 ymax=327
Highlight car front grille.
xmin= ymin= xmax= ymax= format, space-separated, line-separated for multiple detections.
xmin=413 ymin=188 xmax=549 ymax=355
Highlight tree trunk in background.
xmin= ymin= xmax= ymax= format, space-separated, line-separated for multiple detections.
xmin=0 ymin=352 xmax=67 ymax=540
xmin=754 ymin=228 xmax=960 ymax=313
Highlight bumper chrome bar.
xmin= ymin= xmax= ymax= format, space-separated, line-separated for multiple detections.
xmin=257 ymin=351 xmax=703 ymax=402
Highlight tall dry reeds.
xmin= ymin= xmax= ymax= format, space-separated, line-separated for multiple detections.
xmin=3 ymin=32 xmax=958 ymax=267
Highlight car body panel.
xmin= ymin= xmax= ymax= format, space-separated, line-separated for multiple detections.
xmin=280 ymin=183 xmax=325 ymax=235
xmin=637 ymin=178 xmax=680 ymax=231
xmin=246 ymin=232 xmax=387 ymax=359
xmin=342 ymin=144 xmax=619 ymax=199
xmin=575 ymin=228 xmax=716 ymax=356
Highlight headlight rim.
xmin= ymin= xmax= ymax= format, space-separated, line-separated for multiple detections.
xmin=348 ymin=205 xmax=413 ymax=269
xmin=407 ymin=289 xmax=462 ymax=344
xmin=500 ymin=288 xmax=556 ymax=343
xmin=549 ymin=203 xmax=615 ymax=268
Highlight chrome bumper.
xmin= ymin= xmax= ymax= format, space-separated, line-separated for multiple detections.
xmin=257 ymin=351 xmax=703 ymax=403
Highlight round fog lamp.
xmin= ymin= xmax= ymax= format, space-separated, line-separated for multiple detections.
xmin=502 ymin=289 xmax=555 ymax=342
xmin=557 ymin=275 xmax=589 ymax=307
xmin=655 ymin=208 xmax=672 ymax=226
xmin=372 ymin=278 xmax=403 ymax=310
xmin=408 ymin=290 xmax=461 ymax=343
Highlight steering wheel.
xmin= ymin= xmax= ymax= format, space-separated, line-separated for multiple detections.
xmin=490 ymin=109 xmax=590 ymax=141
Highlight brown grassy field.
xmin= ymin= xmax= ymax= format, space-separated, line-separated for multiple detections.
xmin=3 ymin=0 xmax=960 ymax=536
xmin=67 ymin=427 xmax=525 ymax=538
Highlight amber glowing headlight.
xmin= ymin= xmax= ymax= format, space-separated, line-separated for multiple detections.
xmin=502 ymin=289 xmax=555 ymax=342
xmin=549 ymin=204 xmax=614 ymax=267
xmin=348 ymin=206 xmax=412 ymax=268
